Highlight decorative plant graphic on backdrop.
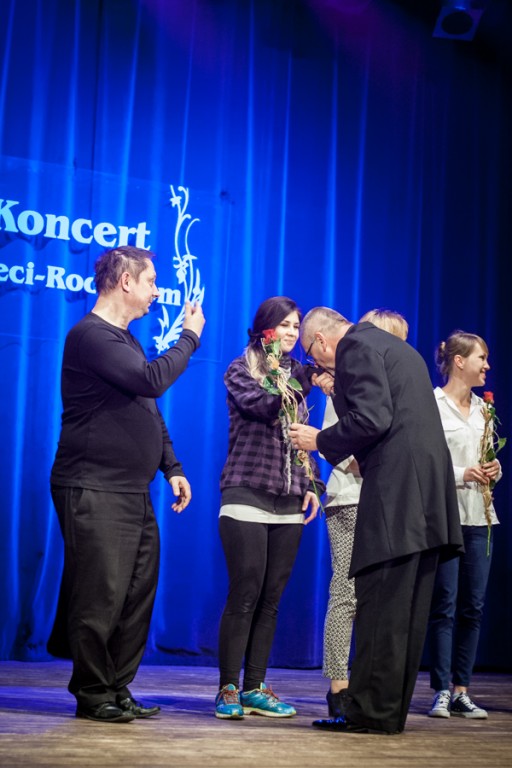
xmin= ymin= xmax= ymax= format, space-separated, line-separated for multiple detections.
xmin=153 ymin=185 xmax=205 ymax=352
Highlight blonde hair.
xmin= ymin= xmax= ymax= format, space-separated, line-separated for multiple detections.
xmin=245 ymin=346 xmax=267 ymax=382
xmin=359 ymin=308 xmax=409 ymax=340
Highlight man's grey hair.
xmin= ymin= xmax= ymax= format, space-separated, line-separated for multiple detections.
xmin=300 ymin=307 xmax=351 ymax=346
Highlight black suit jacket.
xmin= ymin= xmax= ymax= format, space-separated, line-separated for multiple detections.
xmin=317 ymin=322 xmax=463 ymax=578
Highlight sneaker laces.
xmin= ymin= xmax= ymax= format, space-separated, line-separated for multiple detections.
xmin=260 ymin=686 xmax=280 ymax=701
xmin=454 ymin=692 xmax=477 ymax=710
xmin=220 ymin=686 xmax=240 ymax=704
xmin=434 ymin=690 xmax=451 ymax=706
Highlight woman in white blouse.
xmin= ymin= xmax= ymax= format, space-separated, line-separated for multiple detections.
xmin=428 ymin=330 xmax=502 ymax=720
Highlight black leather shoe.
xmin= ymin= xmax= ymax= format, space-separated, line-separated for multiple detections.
xmin=116 ymin=696 xmax=161 ymax=718
xmin=76 ymin=701 xmax=135 ymax=723
xmin=326 ymin=689 xmax=350 ymax=718
xmin=312 ymin=716 xmax=402 ymax=735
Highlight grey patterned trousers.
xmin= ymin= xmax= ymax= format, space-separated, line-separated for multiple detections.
xmin=323 ymin=504 xmax=358 ymax=680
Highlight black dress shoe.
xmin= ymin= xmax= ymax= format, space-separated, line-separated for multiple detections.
xmin=312 ymin=716 xmax=401 ymax=735
xmin=76 ymin=701 xmax=135 ymax=723
xmin=326 ymin=689 xmax=350 ymax=718
xmin=116 ymin=696 xmax=161 ymax=718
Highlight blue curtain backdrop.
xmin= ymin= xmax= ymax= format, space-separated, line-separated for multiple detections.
xmin=0 ymin=0 xmax=510 ymax=669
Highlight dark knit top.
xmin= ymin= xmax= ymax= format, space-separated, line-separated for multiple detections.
xmin=50 ymin=312 xmax=199 ymax=493
xmin=220 ymin=354 xmax=325 ymax=512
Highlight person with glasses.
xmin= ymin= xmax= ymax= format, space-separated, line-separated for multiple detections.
xmin=215 ymin=296 xmax=325 ymax=721
xmin=316 ymin=309 xmax=409 ymax=720
xmin=289 ymin=307 xmax=463 ymax=735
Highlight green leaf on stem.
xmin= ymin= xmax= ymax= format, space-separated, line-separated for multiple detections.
xmin=287 ymin=377 xmax=303 ymax=391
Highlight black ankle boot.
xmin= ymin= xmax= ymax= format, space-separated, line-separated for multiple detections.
xmin=326 ymin=689 xmax=350 ymax=718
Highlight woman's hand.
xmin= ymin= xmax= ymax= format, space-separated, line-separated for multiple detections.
xmin=482 ymin=459 xmax=501 ymax=482
xmin=311 ymin=371 xmax=335 ymax=396
xmin=302 ymin=490 xmax=320 ymax=525
xmin=463 ymin=464 xmax=492 ymax=484
xmin=346 ymin=457 xmax=361 ymax=477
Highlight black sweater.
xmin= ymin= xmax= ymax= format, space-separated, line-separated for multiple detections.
xmin=51 ymin=312 xmax=199 ymax=492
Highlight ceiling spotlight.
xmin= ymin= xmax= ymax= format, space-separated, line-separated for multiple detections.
xmin=432 ymin=1 xmax=487 ymax=41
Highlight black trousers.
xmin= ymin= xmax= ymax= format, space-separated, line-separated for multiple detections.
xmin=49 ymin=487 xmax=159 ymax=708
xmin=346 ymin=549 xmax=440 ymax=733
xmin=218 ymin=516 xmax=303 ymax=691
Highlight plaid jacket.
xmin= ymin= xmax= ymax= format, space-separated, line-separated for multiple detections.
xmin=220 ymin=354 xmax=324 ymax=500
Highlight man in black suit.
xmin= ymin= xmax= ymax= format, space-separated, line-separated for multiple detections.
xmin=290 ymin=307 xmax=462 ymax=735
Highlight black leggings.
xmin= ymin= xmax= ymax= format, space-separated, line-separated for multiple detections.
xmin=218 ymin=516 xmax=303 ymax=691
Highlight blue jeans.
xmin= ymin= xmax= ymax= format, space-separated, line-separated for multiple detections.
xmin=428 ymin=525 xmax=493 ymax=691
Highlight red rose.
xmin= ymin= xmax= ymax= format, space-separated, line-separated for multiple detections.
xmin=262 ymin=329 xmax=278 ymax=342
xmin=483 ymin=391 xmax=494 ymax=404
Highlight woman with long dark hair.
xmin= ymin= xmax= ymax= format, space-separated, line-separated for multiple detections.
xmin=215 ymin=296 xmax=323 ymax=720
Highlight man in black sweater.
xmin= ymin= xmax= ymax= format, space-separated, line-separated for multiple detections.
xmin=48 ymin=245 xmax=205 ymax=723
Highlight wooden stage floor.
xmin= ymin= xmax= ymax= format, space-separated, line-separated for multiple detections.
xmin=0 ymin=662 xmax=510 ymax=767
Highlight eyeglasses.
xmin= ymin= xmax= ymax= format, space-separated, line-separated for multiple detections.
xmin=305 ymin=336 xmax=318 ymax=366
xmin=304 ymin=335 xmax=335 ymax=383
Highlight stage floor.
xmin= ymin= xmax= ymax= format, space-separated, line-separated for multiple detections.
xmin=0 ymin=662 xmax=511 ymax=767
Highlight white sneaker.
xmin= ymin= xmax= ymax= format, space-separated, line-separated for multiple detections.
xmin=428 ymin=689 xmax=451 ymax=718
xmin=451 ymin=692 xmax=488 ymax=719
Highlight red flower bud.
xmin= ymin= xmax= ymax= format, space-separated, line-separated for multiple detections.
xmin=262 ymin=329 xmax=278 ymax=343
xmin=483 ymin=391 xmax=494 ymax=404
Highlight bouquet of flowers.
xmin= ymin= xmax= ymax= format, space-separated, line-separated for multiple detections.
xmin=480 ymin=391 xmax=506 ymax=554
xmin=260 ymin=329 xmax=323 ymax=508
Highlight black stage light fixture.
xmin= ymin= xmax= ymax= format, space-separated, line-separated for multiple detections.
xmin=432 ymin=1 xmax=487 ymax=41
